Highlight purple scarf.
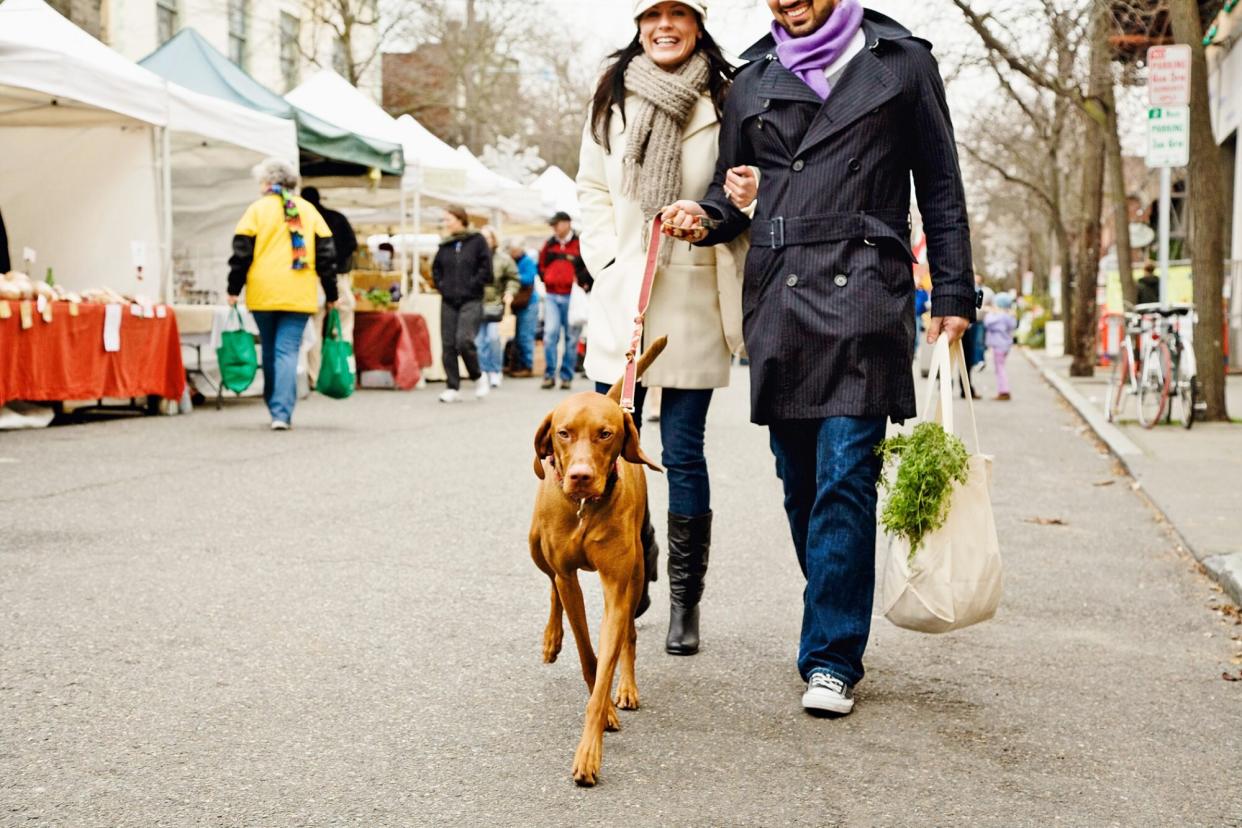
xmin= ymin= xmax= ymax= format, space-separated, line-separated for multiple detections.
xmin=771 ymin=0 xmax=864 ymax=100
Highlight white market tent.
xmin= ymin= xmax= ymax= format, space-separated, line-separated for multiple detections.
xmin=0 ymin=0 xmax=297 ymax=300
xmin=531 ymin=165 xmax=582 ymax=221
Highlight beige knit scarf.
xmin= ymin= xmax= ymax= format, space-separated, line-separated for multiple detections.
xmin=622 ymin=52 xmax=710 ymax=224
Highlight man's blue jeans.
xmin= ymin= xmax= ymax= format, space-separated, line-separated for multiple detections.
xmin=251 ymin=310 xmax=308 ymax=425
xmin=543 ymin=293 xmax=579 ymax=383
xmin=768 ymin=416 xmax=888 ymax=687
xmin=476 ymin=322 xmax=502 ymax=374
xmin=514 ymin=301 xmax=538 ymax=370
xmin=595 ymin=382 xmax=713 ymax=517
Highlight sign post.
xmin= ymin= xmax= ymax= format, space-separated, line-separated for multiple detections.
xmin=1146 ymin=44 xmax=1192 ymax=307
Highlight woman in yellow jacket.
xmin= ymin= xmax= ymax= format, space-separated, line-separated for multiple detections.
xmin=227 ymin=159 xmax=338 ymax=430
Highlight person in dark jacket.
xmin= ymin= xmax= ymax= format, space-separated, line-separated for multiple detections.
xmin=301 ymin=187 xmax=357 ymax=274
xmin=1136 ymin=262 xmax=1161 ymax=306
xmin=432 ymin=205 xmax=493 ymax=403
xmin=539 ymin=211 xmax=586 ymax=390
xmin=661 ymin=0 xmax=976 ymax=717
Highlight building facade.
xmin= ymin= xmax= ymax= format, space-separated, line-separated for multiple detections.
xmin=99 ymin=0 xmax=381 ymax=101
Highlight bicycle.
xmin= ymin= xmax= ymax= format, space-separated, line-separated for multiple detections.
xmin=1105 ymin=304 xmax=1197 ymax=429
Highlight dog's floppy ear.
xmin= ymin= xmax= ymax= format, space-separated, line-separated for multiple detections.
xmin=621 ymin=410 xmax=663 ymax=473
xmin=533 ymin=412 xmax=554 ymax=479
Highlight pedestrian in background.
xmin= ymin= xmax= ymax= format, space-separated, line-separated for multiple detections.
xmin=432 ymin=206 xmax=492 ymax=403
xmin=578 ymin=0 xmax=756 ymax=649
xmin=539 ymin=211 xmax=585 ymax=390
xmin=985 ymin=293 xmax=1017 ymax=401
xmin=301 ymin=187 xmax=357 ymax=275
xmin=1136 ymin=261 xmax=1160 ymax=306
xmin=477 ymin=225 xmax=519 ymax=389
xmin=507 ymin=240 xmax=539 ymax=378
xmin=227 ymin=158 xmax=338 ymax=431
xmin=914 ymin=273 xmax=930 ymax=356
xmin=661 ymin=0 xmax=976 ymax=715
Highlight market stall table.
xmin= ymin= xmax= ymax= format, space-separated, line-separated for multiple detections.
xmin=352 ymin=311 xmax=432 ymax=390
xmin=0 ymin=300 xmax=185 ymax=408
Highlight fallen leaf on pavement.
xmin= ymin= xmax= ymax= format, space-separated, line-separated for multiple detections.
xmin=1025 ymin=517 xmax=1068 ymax=526
xmin=1222 ymin=671 xmax=1242 ymax=682
xmin=1093 ymin=479 xmax=1116 ymax=487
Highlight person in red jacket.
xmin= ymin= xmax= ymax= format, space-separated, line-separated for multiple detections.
xmin=538 ymin=211 xmax=586 ymax=390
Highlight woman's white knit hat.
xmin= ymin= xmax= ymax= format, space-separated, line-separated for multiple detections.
xmin=633 ymin=0 xmax=708 ymax=21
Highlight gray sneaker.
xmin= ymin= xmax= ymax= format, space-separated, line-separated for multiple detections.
xmin=801 ymin=672 xmax=855 ymax=715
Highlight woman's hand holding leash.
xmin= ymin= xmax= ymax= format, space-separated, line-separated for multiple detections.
xmin=659 ymin=201 xmax=710 ymax=242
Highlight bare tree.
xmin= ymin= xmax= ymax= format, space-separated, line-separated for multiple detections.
xmin=299 ymin=0 xmax=403 ymax=88
xmin=1168 ymin=0 xmax=1230 ymax=420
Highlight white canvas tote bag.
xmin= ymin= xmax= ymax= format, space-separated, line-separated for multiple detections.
xmin=879 ymin=335 xmax=1003 ymax=633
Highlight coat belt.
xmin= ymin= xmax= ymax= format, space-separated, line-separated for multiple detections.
xmin=750 ymin=210 xmax=913 ymax=258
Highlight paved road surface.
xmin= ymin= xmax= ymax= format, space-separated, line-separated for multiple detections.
xmin=2 ymin=354 xmax=1239 ymax=826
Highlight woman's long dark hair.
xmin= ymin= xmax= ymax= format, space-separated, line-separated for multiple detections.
xmin=589 ymin=19 xmax=735 ymax=153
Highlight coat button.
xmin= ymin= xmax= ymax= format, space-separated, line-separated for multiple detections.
xmin=848 ymin=158 xmax=862 ymax=172
xmin=792 ymin=159 xmax=805 ymax=172
xmin=834 ymin=274 xmax=849 ymax=287
xmin=761 ymin=98 xmax=771 ymax=108
xmin=786 ymin=274 xmax=799 ymax=287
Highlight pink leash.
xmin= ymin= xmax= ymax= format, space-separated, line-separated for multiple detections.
xmin=621 ymin=214 xmax=665 ymax=413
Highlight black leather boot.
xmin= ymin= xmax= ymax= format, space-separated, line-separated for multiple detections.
xmin=666 ymin=511 xmax=711 ymax=655
xmin=634 ymin=506 xmax=660 ymax=619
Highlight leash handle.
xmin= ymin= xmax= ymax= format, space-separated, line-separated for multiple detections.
xmin=621 ymin=214 xmax=665 ymax=412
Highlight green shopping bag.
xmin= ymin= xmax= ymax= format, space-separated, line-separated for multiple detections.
xmin=216 ymin=306 xmax=257 ymax=393
xmin=317 ymin=308 xmax=355 ymax=399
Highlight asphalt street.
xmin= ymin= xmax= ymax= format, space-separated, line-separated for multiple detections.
xmin=1 ymin=353 xmax=1239 ymax=826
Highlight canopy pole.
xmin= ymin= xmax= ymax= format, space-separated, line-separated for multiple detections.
xmin=399 ymin=179 xmax=409 ymax=300
xmin=159 ymin=126 xmax=173 ymax=304
xmin=412 ymin=180 xmax=422 ymax=295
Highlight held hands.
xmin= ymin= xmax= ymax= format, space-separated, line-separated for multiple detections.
xmin=927 ymin=316 xmax=971 ymax=344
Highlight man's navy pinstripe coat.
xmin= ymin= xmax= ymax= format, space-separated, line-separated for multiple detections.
xmin=698 ymin=10 xmax=977 ymax=426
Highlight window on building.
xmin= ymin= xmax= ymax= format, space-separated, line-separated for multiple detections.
xmin=155 ymin=0 xmax=178 ymax=44
xmin=227 ymin=0 xmax=248 ymax=69
xmin=280 ymin=12 xmax=301 ymax=91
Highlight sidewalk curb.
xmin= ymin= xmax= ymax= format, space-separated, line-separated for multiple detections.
xmin=1022 ymin=348 xmax=1242 ymax=607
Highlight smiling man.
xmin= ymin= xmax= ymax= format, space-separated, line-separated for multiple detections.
xmin=661 ymin=0 xmax=977 ymax=716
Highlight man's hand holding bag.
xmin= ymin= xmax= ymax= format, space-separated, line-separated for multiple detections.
xmin=878 ymin=335 xmax=1003 ymax=634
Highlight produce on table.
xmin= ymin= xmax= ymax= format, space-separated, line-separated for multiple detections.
xmin=2 ymin=271 xmax=128 ymax=304
xmin=875 ymin=421 xmax=971 ymax=559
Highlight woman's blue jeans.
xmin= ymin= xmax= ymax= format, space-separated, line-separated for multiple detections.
xmin=476 ymin=321 xmax=502 ymax=374
xmin=514 ymin=302 xmax=538 ymax=370
xmin=251 ymin=310 xmax=308 ymax=425
xmin=595 ymin=382 xmax=713 ymax=517
xmin=768 ymin=416 xmax=888 ymax=687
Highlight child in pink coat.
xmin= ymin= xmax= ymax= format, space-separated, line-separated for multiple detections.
xmin=984 ymin=294 xmax=1018 ymax=400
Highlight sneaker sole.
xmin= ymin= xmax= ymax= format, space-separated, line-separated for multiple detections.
xmin=801 ymin=693 xmax=855 ymax=716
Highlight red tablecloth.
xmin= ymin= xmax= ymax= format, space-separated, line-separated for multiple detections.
xmin=353 ymin=311 xmax=432 ymax=390
xmin=0 ymin=301 xmax=186 ymax=406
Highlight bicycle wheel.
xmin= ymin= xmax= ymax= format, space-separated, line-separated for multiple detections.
xmin=1175 ymin=374 xmax=1198 ymax=430
xmin=1106 ymin=346 xmax=1131 ymax=423
xmin=1137 ymin=341 xmax=1172 ymax=428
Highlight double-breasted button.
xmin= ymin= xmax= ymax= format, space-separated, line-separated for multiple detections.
xmin=786 ymin=274 xmax=799 ymax=287
xmin=761 ymin=98 xmax=771 ymax=109
xmin=848 ymin=158 xmax=862 ymax=172
xmin=792 ymin=159 xmax=805 ymax=172
xmin=834 ymin=274 xmax=849 ymax=287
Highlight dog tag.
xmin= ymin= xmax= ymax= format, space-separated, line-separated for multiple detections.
xmin=19 ymin=301 xmax=34 ymax=330
xmin=0 ymin=302 xmax=10 ymax=320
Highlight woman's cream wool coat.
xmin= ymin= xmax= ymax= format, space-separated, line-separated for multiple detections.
xmin=576 ymin=92 xmax=749 ymax=389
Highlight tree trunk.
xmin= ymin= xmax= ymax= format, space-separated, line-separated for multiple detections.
xmin=1169 ymin=0 xmax=1230 ymax=420
xmin=1070 ymin=6 xmax=1110 ymax=377
xmin=1103 ymin=80 xmax=1137 ymax=307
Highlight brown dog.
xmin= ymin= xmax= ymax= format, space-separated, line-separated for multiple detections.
xmin=529 ymin=336 xmax=667 ymax=787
